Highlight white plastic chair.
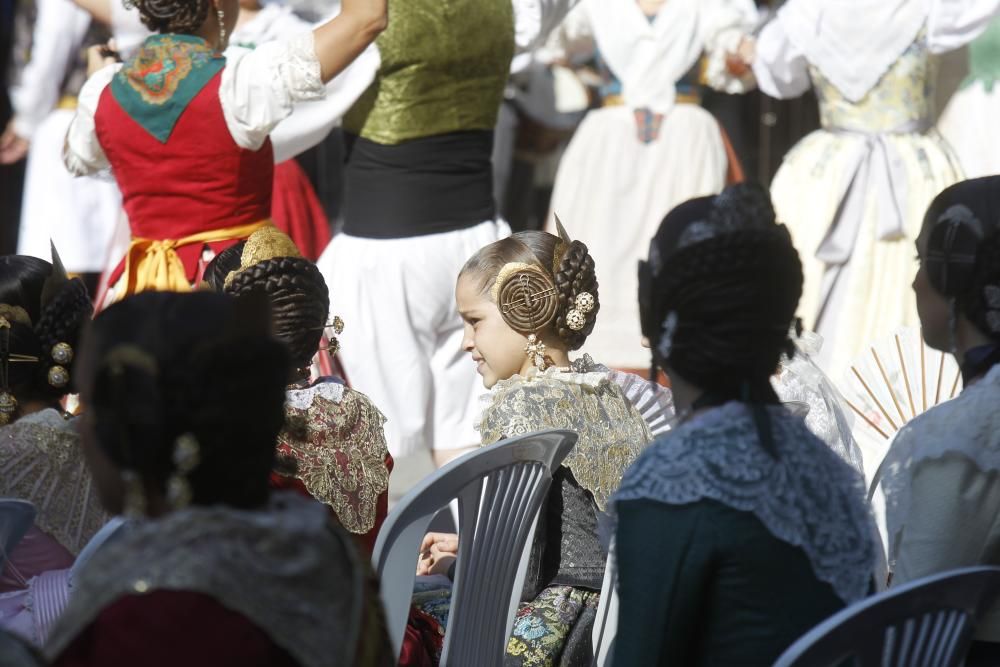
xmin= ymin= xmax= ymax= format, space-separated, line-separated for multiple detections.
xmin=0 ymin=499 xmax=36 ymax=571
xmin=773 ymin=566 xmax=1000 ymax=667
xmin=372 ymin=429 xmax=577 ymax=666
xmin=591 ymin=545 xmax=619 ymax=667
xmin=69 ymin=516 xmax=127 ymax=586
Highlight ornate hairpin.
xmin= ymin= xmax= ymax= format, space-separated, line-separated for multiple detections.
xmin=493 ymin=263 xmax=559 ymax=371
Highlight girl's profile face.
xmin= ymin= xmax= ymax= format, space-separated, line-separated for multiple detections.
xmin=456 ymin=273 xmax=530 ymax=389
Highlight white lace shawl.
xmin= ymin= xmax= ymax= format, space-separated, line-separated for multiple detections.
xmin=880 ymin=364 xmax=1000 ymax=553
xmin=612 ymin=401 xmax=878 ymax=604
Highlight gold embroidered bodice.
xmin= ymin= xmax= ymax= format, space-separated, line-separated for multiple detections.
xmin=478 ymin=358 xmax=653 ymax=511
xmin=812 ymin=37 xmax=934 ymax=134
xmin=343 ymin=0 xmax=515 ymax=144
xmin=278 ymin=383 xmax=390 ymax=535
xmin=0 ymin=409 xmax=108 ymax=555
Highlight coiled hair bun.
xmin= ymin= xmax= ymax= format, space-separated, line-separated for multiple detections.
xmin=127 ymin=0 xmax=210 ymax=34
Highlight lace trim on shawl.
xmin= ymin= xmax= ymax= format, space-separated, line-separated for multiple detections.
xmin=880 ymin=364 xmax=1000 ymax=552
xmin=279 ymin=384 xmax=389 ymax=534
xmin=0 ymin=410 xmax=108 ymax=555
xmin=45 ymin=493 xmax=364 ymax=667
xmin=477 ymin=355 xmax=652 ymax=510
xmin=612 ymin=402 xmax=877 ymax=604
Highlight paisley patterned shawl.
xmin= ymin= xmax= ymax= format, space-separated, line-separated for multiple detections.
xmin=278 ymin=381 xmax=390 ymax=535
xmin=0 ymin=409 xmax=108 ymax=555
xmin=477 ymin=356 xmax=653 ymax=510
xmin=110 ymin=34 xmax=226 ymax=143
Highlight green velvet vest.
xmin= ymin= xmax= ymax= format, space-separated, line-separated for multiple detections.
xmin=343 ymin=0 xmax=514 ymax=145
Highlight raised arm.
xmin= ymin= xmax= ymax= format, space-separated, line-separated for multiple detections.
xmin=312 ymin=0 xmax=387 ymax=83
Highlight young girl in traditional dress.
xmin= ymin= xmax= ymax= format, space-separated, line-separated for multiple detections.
xmin=204 ymin=226 xmax=391 ymax=555
xmin=879 ymin=177 xmax=1000 ymax=665
xmin=740 ymin=0 xmax=1000 ymax=375
xmin=415 ymin=225 xmax=659 ymax=666
xmin=62 ymin=0 xmax=386 ymax=300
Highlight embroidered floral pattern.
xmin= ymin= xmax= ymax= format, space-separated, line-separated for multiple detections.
xmin=505 ymin=585 xmax=599 ymax=666
xmin=0 ymin=409 xmax=108 ymax=555
xmin=477 ymin=357 xmax=652 ymax=511
xmin=278 ymin=387 xmax=390 ymax=535
xmin=121 ymin=36 xmax=217 ymax=105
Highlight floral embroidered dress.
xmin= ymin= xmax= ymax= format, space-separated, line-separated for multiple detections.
xmin=413 ymin=357 xmax=654 ymax=667
xmin=275 ymin=379 xmax=391 ymax=555
xmin=63 ymin=31 xmax=326 ymax=299
xmin=752 ymin=0 xmax=1000 ymax=376
xmin=0 ymin=409 xmax=107 ymax=592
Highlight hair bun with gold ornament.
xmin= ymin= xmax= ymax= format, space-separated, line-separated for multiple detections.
xmin=493 ymin=263 xmax=560 ymax=336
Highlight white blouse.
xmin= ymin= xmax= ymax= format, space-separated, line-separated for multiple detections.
xmin=550 ymin=0 xmax=757 ymax=112
xmin=882 ymin=365 xmax=1000 ymax=639
xmin=754 ymin=0 xmax=1000 ymax=102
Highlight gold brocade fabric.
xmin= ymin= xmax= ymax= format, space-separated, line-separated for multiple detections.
xmin=45 ymin=494 xmax=393 ymax=667
xmin=343 ymin=0 xmax=515 ymax=144
xmin=278 ymin=385 xmax=390 ymax=535
xmin=0 ymin=409 xmax=108 ymax=555
xmin=478 ymin=357 xmax=653 ymax=511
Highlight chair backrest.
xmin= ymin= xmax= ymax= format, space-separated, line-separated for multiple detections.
xmin=591 ymin=544 xmax=619 ymax=667
xmin=70 ymin=517 xmax=128 ymax=586
xmin=372 ymin=429 xmax=577 ymax=666
xmin=773 ymin=566 xmax=1000 ymax=667
xmin=0 ymin=499 xmax=36 ymax=570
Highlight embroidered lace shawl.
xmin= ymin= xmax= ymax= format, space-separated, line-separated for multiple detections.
xmin=0 ymin=409 xmax=108 ymax=555
xmin=477 ymin=356 xmax=653 ymax=511
xmin=613 ymin=402 xmax=877 ymax=604
xmin=278 ymin=381 xmax=390 ymax=535
xmin=45 ymin=493 xmax=370 ymax=667
xmin=880 ymin=364 xmax=1000 ymax=554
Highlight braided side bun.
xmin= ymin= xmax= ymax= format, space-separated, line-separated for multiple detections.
xmin=554 ymin=240 xmax=599 ymax=350
xmin=128 ymin=0 xmax=210 ymax=34
xmin=224 ymin=257 xmax=330 ymax=369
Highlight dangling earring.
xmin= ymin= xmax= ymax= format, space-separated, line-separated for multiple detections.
xmin=525 ymin=334 xmax=549 ymax=371
xmin=166 ymin=433 xmax=201 ymax=510
xmin=121 ymin=470 xmax=147 ymax=518
xmin=216 ymin=7 xmax=227 ymax=49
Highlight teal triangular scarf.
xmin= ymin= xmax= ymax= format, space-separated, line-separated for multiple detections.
xmin=110 ymin=34 xmax=226 ymax=143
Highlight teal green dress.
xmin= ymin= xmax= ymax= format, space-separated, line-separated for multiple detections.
xmin=611 ymin=402 xmax=877 ymax=666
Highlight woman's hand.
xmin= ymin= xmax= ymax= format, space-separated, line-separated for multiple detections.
xmin=0 ymin=120 xmax=29 ymax=165
xmin=86 ymin=41 xmax=120 ymax=77
xmin=725 ymin=36 xmax=756 ymax=76
xmin=416 ymin=532 xmax=459 ymax=576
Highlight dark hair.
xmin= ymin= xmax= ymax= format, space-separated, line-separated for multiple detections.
xmin=643 ymin=183 xmax=802 ymax=399
xmin=82 ymin=291 xmax=289 ymax=509
xmin=204 ymin=243 xmax=331 ymax=370
xmin=128 ymin=0 xmax=210 ymax=34
xmin=0 ymin=256 xmax=92 ymax=408
xmin=459 ymin=231 xmax=600 ymax=350
xmin=962 ymin=233 xmax=1000 ymax=344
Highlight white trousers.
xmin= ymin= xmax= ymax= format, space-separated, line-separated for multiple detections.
xmin=316 ymin=220 xmax=510 ymax=458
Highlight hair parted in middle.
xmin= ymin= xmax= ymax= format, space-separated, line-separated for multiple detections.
xmin=460 ymin=222 xmax=599 ymax=351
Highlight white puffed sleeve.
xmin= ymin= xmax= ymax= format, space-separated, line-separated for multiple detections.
xmin=513 ymin=0 xmax=581 ymax=56
xmin=62 ymin=64 xmax=118 ymax=177
xmin=10 ymin=0 xmax=91 ymax=139
xmin=751 ymin=17 xmax=812 ymax=100
xmin=927 ymin=0 xmax=1000 ymax=54
xmin=700 ymin=0 xmax=759 ymax=93
xmin=219 ymin=31 xmax=326 ymax=152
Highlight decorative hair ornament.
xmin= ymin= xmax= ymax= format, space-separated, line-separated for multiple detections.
xmin=223 ymin=226 xmax=303 ymax=289
xmin=0 ymin=316 xmax=40 ymax=426
xmin=216 ymin=7 xmax=227 ymax=48
xmin=552 ymin=214 xmax=572 ymax=276
xmin=166 ymin=433 xmax=201 ymax=510
xmin=0 ymin=305 xmax=31 ymax=327
xmin=985 ymin=285 xmax=1000 ymax=334
xmin=657 ymin=311 xmax=679 ymax=362
xmin=492 ymin=263 xmax=559 ymax=371
xmin=566 ymin=291 xmax=595 ymax=331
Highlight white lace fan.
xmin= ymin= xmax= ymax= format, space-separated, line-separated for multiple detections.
xmin=839 ymin=327 xmax=962 ymax=483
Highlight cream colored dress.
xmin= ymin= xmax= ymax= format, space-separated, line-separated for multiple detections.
xmin=753 ymin=1 xmax=1000 ymax=376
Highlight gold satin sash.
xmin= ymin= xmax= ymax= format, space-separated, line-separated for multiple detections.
xmin=122 ymin=220 xmax=272 ymax=296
